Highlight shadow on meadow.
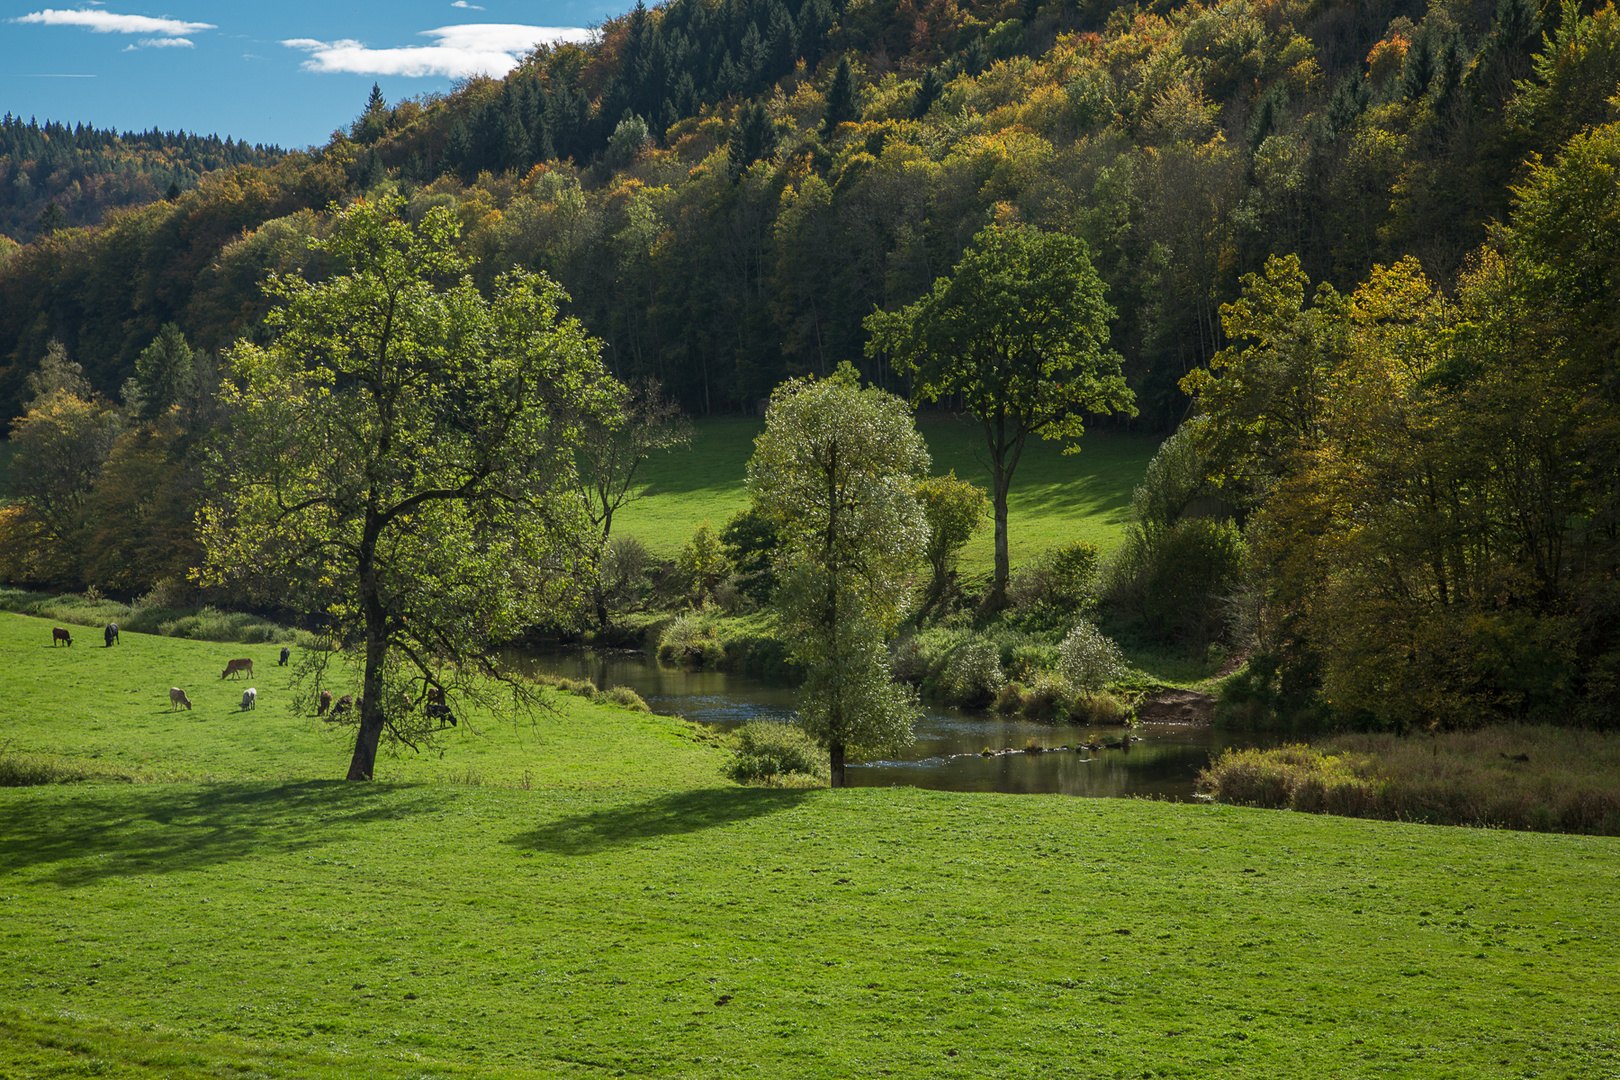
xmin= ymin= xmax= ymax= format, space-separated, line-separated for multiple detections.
xmin=508 ymin=786 xmax=815 ymax=855
xmin=0 ymin=781 xmax=450 ymax=886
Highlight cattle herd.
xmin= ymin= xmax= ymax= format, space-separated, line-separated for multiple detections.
xmin=50 ymin=624 xmax=456 ymax=726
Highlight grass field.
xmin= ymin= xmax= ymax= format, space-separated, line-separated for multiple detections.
xmin=616 ymin=415 xmax=1162 ymax=572
xmin=4 ymin=612 xmax=1619 ymax=1078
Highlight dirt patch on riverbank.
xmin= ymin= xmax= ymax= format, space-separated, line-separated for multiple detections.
xmin=1137 ymin=689 xmax=1216 ymax=725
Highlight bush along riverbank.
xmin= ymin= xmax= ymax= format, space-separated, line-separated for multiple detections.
xmin=642 ymin=534 xmax=1229 ymax=726
xmin=1198 ymin=727 xmax=1620 ymax=835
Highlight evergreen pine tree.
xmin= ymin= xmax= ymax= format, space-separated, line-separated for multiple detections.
xmin=911 ymin=67 xmax=944 ymax=119
xmin=822 ymin=54 xmax=859 ymax=137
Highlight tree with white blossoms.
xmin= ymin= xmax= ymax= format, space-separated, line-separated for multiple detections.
xmin=747 ymin=363 xmax=930 ymax=787
xmin=1057 ymin=620 xmax=1127 ymax=692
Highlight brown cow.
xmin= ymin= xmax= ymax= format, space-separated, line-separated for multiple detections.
xmin=169 ymin=687 xmax=193 ymax=711
xmin=52 ymin=627 xmax=73 ymax=647
xmin=221 ymin=658 xmax=253 ymax=679
xmin=318 ymin=690 xmax=332 ymax=716
xmin=331 ymin=694 xmax=354 ymax=718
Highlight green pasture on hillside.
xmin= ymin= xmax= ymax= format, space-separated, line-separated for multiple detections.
xmin=3 ymin=614 xmax=1619 ymax=1078
xmin=0 ymin=613 xmax=724 ymax=789
xmin=616 ymin=415 xmax=1162 ymax=571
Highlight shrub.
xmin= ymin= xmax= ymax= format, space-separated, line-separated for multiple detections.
xmin=657 ymin=609 xmax=724 ymax=667
xmin=601 ymin=535 xmax=653 ymax=611
xmin=942 ymin=638 xmax=1005 ymax=707
xmin=1057 ymin=620 xmax=1126 ymax=692
xmin=1072 ymin=690 xmax=1132 ymax=725
xmin=677 ymin=520 xmax=729 ymax=604
xmin=726 ymin=721 xmax=828 ymax=785
xmin=1198 ymin=729 xmax=1620 ymax=835
xmin=602 ymin=685 xmax=650 ymax=712
xmin=1005 ymin=642 xmax=1059 ymax=682
xmin=1020 ymin=672 xmax=1075 ymax=721
xmin=992 ymin=681 xmax=1028 ymax=714
xmin=1105 ymin=518 xmax=1247 ymax=647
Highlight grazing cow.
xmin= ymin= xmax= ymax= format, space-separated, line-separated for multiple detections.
xmin=427 ymin=701 xmax=456 ymax=727
xmin=318 ymin=690 xmax=332 ymax=716
xmin=221 ymin=658 xmax=253 ymax=680
xmin=52 ymin=627 xmax=73 ymax=647
xmin=169 ymin=687 xmax=193 ymax=711
xmin=331 ymin=694 xmax=354 ymax=718
xmin=241 ymin=687 xmax=257 ymax=711
xmin=278 ymin=646 xmax=290 ymax=667
xmin=104 ymin=622 xmax=119 ymax=647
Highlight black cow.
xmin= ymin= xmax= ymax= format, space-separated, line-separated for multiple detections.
xmin=279 ymin=646 xmax=290 ymax=667
xmin=104 ymin=622 xmax=119 ymax=647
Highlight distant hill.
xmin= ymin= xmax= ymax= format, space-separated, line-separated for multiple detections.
xmin=0 ymin=114 xmax=285 ymax=245
xmin=2 ymin=0 xmax=1616 ymax=429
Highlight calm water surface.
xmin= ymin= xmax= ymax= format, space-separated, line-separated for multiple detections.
xmin=522 ymin=649 xmax=1262 ymax=801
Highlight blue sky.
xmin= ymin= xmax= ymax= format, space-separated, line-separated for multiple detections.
xmin=2 ymin=2 xmax=626 ymax=149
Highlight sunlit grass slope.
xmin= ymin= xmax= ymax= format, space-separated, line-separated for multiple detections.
xmin=616 ymin=414 xmax=1161 ymax=570
xmin=3 ymin=783 xmax=1616 ymax=1078
xmin=0 ymin=613 xmax=726 ymax=788
xmin=3 ymin=612 xmax=1618 ymax=1079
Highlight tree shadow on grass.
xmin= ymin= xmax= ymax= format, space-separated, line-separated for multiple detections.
xmin=0 ymin=780 xmax=452 ymax=886
xmin=507 ymin=786 xmax=816 ymax=855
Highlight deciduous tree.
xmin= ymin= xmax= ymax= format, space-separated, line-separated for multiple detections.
xmin=865 ymin=224 xmax=1133 ymax=608
xmin=748 ymin=364 xmax=929 ymax=786
xmin=196 ymin=197 xmax=612 ymax=780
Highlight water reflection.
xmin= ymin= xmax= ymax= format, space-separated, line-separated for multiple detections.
xmin=517 ymin=648 xmax=1258 ymax=801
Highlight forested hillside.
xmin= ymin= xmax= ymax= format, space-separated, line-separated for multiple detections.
xmin=6 ymin=0 xmax=1616 ymax=428
xmin=2 ymin=0 xmax=1618 ymax=730
xmin=0 ymin=114 xmax=285 ymax=246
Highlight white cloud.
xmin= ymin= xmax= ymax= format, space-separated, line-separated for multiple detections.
xmin=12 ymin=8 xmax=215 ymax=35
xmin=282 ymin=23 xmax=589 ymax=78
xmin=451 ymin=1 xmax=485 ymax=8
xmin=123 ymin=36 xmax=194 ymax=50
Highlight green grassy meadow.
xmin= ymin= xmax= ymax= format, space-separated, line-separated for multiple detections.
xmin=4 ymin=612 xmax=1620 ymax=1078
xmin=617 ymin=415 xmax=1162 ymax=571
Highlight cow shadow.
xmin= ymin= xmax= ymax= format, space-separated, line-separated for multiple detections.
xmin=0 ymin=780 xmax=451 ymax=887
xmin=507 ymin=787 xmax=816 ymax=856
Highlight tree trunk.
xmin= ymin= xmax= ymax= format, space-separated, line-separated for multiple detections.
xmin=983 ymin=463 xmax=1013 ymax=614
xmin=829 ymin=740 xmax=845 ymax=788
xmin=346 ymin=518 xmax=388 ymax=781
xmin=345 ymin=632 xmax=388 ymax=780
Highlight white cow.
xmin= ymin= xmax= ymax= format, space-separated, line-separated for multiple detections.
xmin=241 ymin=687 xmax=257 ymax=711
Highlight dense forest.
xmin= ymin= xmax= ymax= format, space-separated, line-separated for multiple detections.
xmin=0 ymin=114 xmax=286 ymax=247
xmin=8 ymin=0 xmax=1617 ymax=426
xmin=1 ymin=0 xmax=1617 ymax=729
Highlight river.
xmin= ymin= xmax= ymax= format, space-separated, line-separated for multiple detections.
xmin=523 ymin=649 xmax=1262 ymax=801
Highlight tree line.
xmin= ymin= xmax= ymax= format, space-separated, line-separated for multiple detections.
xmin=0 ymin=113 xmax=285 ymax=245
xmin=8 ymin=0 xmax=1618 ymax=429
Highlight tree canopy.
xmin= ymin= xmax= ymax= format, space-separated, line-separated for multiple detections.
xmin=865 ymin=224 xmax=1134 ymax=606
xmin=747 ymin=364 xmax=929 ymax=785
xmin=195 ymin=196 xmax=613 ymax=780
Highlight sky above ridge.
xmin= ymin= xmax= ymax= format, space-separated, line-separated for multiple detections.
xmin=2 ymin=1 xmax=623 ymax=149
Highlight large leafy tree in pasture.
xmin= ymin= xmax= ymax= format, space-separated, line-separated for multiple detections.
xmin=865 ymin=224 xmax=1134 ymax=609
xmin=197 ymin=197 xmax=613 ymax=780
xmin=747 ymin=364 xmax=929 ymax=787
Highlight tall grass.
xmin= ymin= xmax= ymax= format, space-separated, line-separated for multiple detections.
xmin=0 ymin=588 xmax=302 ymax=645
xmin=1199 ymin=726 xmax=1620 ymax=834
xmin=0 ymin=751 xmax=148 ymax=786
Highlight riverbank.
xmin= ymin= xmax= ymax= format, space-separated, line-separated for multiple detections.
xmin=1200 ymin=728 xmax=1620 ymax=835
